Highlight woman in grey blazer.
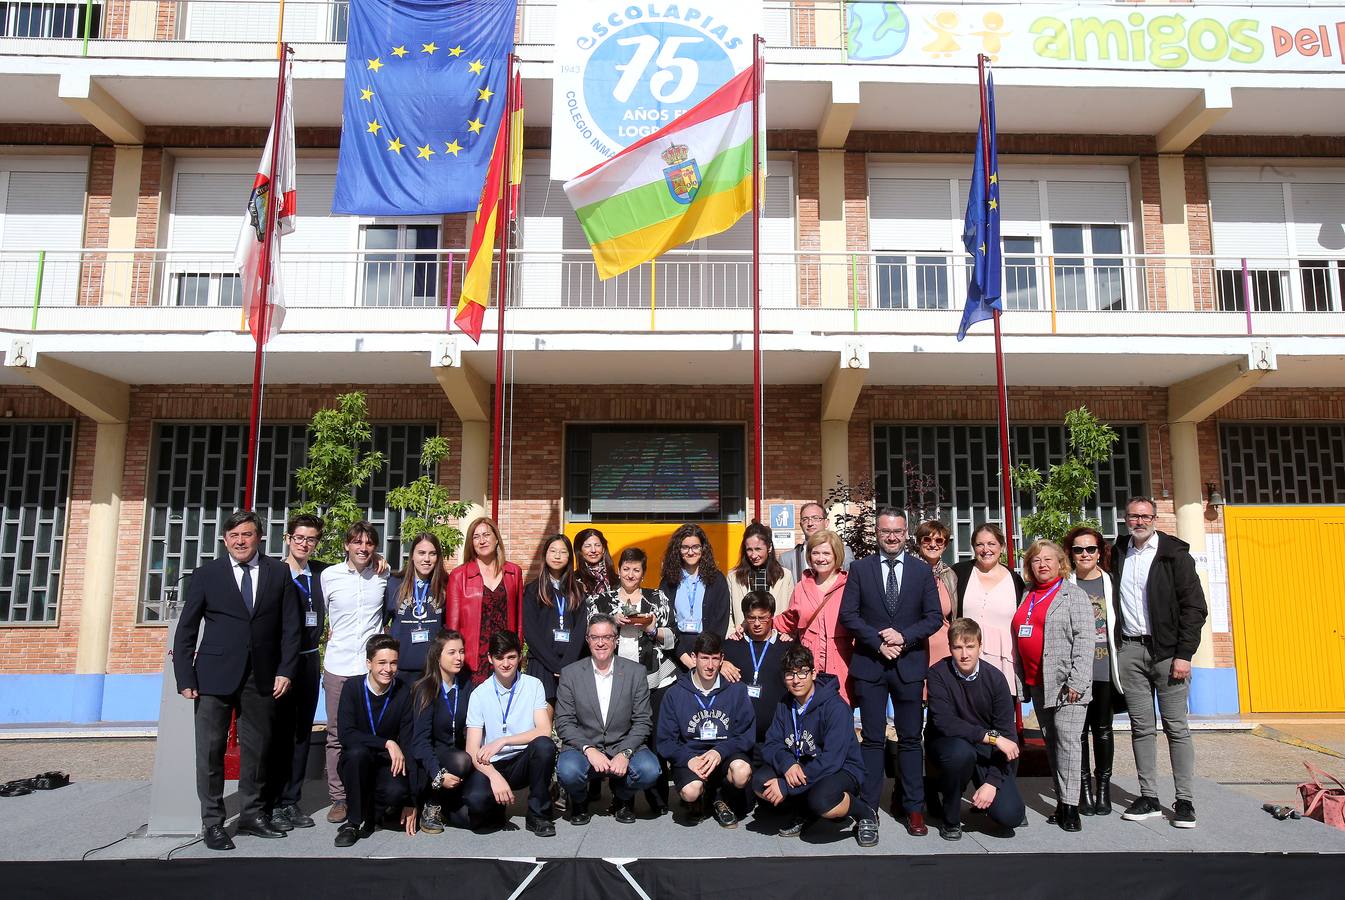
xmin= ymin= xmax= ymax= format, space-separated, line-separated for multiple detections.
xmin=1012 ymin=539 xmax=1094 ymax=833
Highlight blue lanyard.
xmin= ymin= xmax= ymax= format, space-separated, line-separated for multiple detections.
xmin=791 ymin=694 xmax=813 ymax=759
xmin=496 ymin=677 xmax=519 ymax=730
xmin=412 ymin=579 xmax=430 ymax=619
xmin=680 ymin=575 xmax=702 ymax=623
xmin=553 ymin=584 xmax=567 ymax=629
xmin=747 ymin=638 xmax=770 ymax=684
xmin=441 ymin=683 xmax=458 ymax=742
xmin=293 ymin=571 xmax=313 ymax=610
xmin=365 ymin=683 xmax=392 ymax=733
xmin=695 ymin=689 xmax=717 ymax=713
xmin=1024 ymin=580 xmax=1065 ymax=622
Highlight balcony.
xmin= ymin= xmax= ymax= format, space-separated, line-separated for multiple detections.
xmin=2 ymin=248 xmax=1342 ymax=339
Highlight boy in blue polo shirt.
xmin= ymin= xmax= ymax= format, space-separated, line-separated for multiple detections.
xmin=463 ymin=630 xmax=557 ymax=836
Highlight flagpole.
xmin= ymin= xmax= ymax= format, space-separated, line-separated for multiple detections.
xmin=489 ymin=53 xmax=517 ymax=522
xmin=979 ymin=53 xmax=1016 ymax=566
xmin=243 ymin=46 xmax=290 ymax=512
xmin=750 ymin=34 xmax=764 ymax=524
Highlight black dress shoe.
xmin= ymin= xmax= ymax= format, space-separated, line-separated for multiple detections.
xmin=267 ymin=809 xmax=295 ymax=832
xmin=237 ymin=815 xmax=287 ymax=839
xmin=568 ymin=800 xmax=591 ymax=826
xmin=333 ymin=824 xmax=360 ymax=848
xmin=282 ymin=803 xmax=315 ymax=828
xmin=358 ymin=820 xmax=377 ymax=838
xmin=526 ymin=816 xmax=556 ymax=837
xmin=613 ymin=803 xmax=637 ymax=824
xmin=938 ymin=822 xmax=963 ymax=841
xmin=1059 ymin=804 xmax=1082 ymax=832
xmin=203 ymin=824 xmax=235 ymax=851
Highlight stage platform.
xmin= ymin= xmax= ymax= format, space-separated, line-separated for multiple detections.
xmin=1 ymin=774 xmax=1340 ymax=897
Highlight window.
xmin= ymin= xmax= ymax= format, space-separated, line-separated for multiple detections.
xmin=1216 ymin=267 xmax=1287 ymax=312
xmin=0 ymin=422 xmax=73 ymax=624
xmin=1298 ymin=260 xmax=1344 ymax=312
xmin=361 ymin=223 xmax=440 ymax=307
xmin=876 ymin=254 xmax=951 ymax=309
xmin=139 ymin=422 xmax=435 ymax=622
xmin=1051 ymin=224 xmax=1126 ymax=310
xmin=1003 ymin=236 xmax=1040 ymax=310
xmin=0 ymin=1 xmax=100 ymax=38
xmin=174 ymin=272 xmax=242 ymax=307
xmin=1221 ymin=423 xmax=1345 ymax=504
xmin=565 ymin=425 xmax=745 ymax=522
xmin=873 ymin=422 xmax=1147 ymax=561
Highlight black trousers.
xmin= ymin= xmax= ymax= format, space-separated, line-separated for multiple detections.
xmin=1081 ymin=678 xmax=1116 ymax=779
xmin=265 ymin=652 xmax=321 ymax=810
xmin=194 ymin=673 xmax=274 ymax=827
xmin=463 ymin=736 xmax=557 ymax=822
xmin=338 ymin=743 xmax=412 ymax=828
xmin=926 ymin=736 xmax=1025 ymax=828
xmin=751 ymin=766 xmax=861 ymax=819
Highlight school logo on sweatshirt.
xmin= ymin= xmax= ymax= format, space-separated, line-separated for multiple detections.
xmin=687 ymin=708 xmax=732 ymax=740
xmin=784 ymin=728 xmax=818 ymax=759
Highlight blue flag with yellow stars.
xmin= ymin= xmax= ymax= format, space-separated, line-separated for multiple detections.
xmin=958 ymin=71 xmax=1002 ymax=341
xmin=333 ymin=0 xmax=517 ymax=215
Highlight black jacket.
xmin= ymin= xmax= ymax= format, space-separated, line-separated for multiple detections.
xmin=723 ymin=635 xmax=787 ymax=743
xmin=173 ymin=554 xmax=301 ymax=696
xmin=951 ymin=560 xmax=1025 ymax=618
xmin=1111 ymin=531 xmax=1208 ymax=662
xmin=410 ymin=672 xmax=474 ymax=789
xmin=338 ymin=675 xmax=415 ymax=754
xmin=661 ymin=572 xmax=731 ymax=661
xmin=522 ymin=578 xmax=587 ymax=690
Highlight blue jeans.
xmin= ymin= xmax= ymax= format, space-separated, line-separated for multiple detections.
xmin=557 ymin=747 xmax=661 ymax=806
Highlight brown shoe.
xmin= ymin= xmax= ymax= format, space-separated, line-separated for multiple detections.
xmin=326 ymin=802 xmax=347 ymax=824
xmin=901 ymin=811 xmax=928 ymax=836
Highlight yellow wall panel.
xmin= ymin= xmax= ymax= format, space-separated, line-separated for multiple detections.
xmin=563 ymin=522 xmax=746 ymax=589
xmin=1226 ymin=506 xmax=1345 ymax=714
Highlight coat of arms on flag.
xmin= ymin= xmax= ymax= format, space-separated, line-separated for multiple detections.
xmin=661 ymin=143 xmax=700 ymax=205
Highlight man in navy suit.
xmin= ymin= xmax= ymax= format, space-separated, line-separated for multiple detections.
xmin=174 ymin=509 xmax=302 ymax=851
xmin=839 ymin=507 xmax=943 ymax=838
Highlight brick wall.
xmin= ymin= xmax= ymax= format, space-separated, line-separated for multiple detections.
xmin=1184 ymin=155 xmax=1216 ymax=310
xmin=795 ymin=151 xmax=820 ymax=307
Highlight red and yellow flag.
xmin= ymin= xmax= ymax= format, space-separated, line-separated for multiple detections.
xmin=455 ymin=70 xmax=524 ymax=342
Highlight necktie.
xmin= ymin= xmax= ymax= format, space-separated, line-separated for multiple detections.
xmin=240 ymin=563 xmax=254 ymax=614
xmin=884 ymin=557 xmax=901 ymax=618
xmin=298 ymin=572 xmax=311 ymax=598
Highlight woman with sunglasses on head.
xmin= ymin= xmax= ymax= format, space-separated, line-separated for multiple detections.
xmin=913 ymin=520 xmax=957 ymax=669
xmin=522 ymin=534 xmax=586 ymax=705
xmin=728 ymin=523 xmax=795 ymax=630
xmin=1063 ymin=524 xmax=1122 ymax=817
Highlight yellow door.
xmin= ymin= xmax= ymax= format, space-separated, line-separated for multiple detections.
xmin=1225 ymin=506 xmax=1345 ymax=714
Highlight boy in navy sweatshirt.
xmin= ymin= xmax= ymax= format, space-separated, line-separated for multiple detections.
xmin=656 ymin=632 xmax=756 ymax=827
xmin=335 ymin=634 xmax=416 ymax=847
xmin=752 ymin=644 xmax=879 ymax=847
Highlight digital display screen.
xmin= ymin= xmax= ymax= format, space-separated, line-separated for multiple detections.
xmin=590 ymin=431 xmax=721 ymax=515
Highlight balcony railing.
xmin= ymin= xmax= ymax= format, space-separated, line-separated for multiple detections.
xmin=0 ymin=0 xmax=844 ymax=52
xmin=3 ymin=248 xmax=1341 ymax=337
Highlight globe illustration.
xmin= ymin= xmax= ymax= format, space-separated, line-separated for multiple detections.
xmin=847 ymin=2 xmax=910 ymax=62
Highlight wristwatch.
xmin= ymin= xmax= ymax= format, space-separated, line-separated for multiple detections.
xmin=620 ymin=748 xmax=635 ymax=759
xmin=986 ymin=730 xmax=1000 ymax=746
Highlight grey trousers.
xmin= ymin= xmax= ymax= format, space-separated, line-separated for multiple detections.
xmin=1117 ymin=639 xmax=1195 ymax=802
xmin=1031 ymin=684 xmax=1088 ymax=805
xmin=322 ymin=670 xmax=352 ymax=804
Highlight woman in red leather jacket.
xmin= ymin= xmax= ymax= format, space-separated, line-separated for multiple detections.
xmin=446 ymin=517 xmax=523 ymax=684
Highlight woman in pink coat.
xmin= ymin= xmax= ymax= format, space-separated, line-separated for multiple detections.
xmin=774 ymin=529 xmax=853 ymax=705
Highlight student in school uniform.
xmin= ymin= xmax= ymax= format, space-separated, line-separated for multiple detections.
xmin=522 ymin=534 xmax=586 ymax=704
xmin=334 ymin=634 xmax=417 ymax=847
xmin=385 ymin=533 xmax=447 ymax=690
xmin=751 ymin=644 xmax=879 ymax=848
xmin=655 ymin=632 xmax=756 ymax=828
xmin=409 ymin=630 xmax=475 ymax=834
xmin=723 ymin=591 xmax=789 ymax=756
xmin=462 ymin=630 xmax=558 ymax=836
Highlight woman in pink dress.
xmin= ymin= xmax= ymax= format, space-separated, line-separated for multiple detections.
xmin=914 ymin=520 xmax=956 ymax=669
xmin=774 ymin=529 xmax=853 ymax=705
xmin=952 ymin=523 xmax=1026 ymax=696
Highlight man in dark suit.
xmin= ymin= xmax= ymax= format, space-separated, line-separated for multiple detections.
xmin=553 ymin=614 xmax=662 ymax=825
xmin=173 ymin=509 xmax=302 ymax=851
xmin=263 ymin=513 xmax=327 ymax=831
xmin=839 ymin=507 xmax=943 ymax=838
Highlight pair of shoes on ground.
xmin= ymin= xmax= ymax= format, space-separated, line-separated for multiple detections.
xmin=0 ymin=771 xmax=71 ymax=797
xmin=1121 ymin=795 xmax=1197 ymax=828
xmin=268 ymin=803 xmax=315 ymax=831
xmin=566 ymin=797 xmax=638 ymax=825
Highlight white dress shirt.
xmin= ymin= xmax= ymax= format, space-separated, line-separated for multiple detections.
xmin=592 ymin=659 xmax=616 ymax=724
xmin=231 ymin=553 xmax=262 ymax=595
xmin=1120 ymin=535 xmax=1157 ymax=637
xmin=321 ymin=562 xmax=388 ymax=676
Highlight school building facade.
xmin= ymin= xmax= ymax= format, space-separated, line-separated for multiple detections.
xmin=0 ymin=1 xmax=1342 ymax=723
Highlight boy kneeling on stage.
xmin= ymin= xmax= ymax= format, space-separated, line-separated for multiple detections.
xmin=463 ymin=630 xmax=558 ymax=836
xmin=335 ymin=634 xmax=416 ymax=847
xmin=752 ymin=644 xmax=878 ymax=847
xmin=925 ymin=617 xmax=1025 ymax=841
xmin=655 ymin=632 xmax=756 ymax=827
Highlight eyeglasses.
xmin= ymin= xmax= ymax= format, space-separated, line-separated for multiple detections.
xmin=1125 ymin=513 xmax=1156 ymax=523
xmin=919 ymin=537 xmax=946 ymax=547
xmin=800 ymin=515 xmax=826 ymax=525
xmin=587 ymin=634 xmax=616 ymax=644
xmin=288 ymin=534 xmax=319 ymax=545
xmin=680 ymin=543 xmax=703 ymax=552
xmin=1071 ymin=545 xmax=1100 ymax=555
xmin=876 ymin=528 xmax=907 ymax=538
xmin=744 ymin=615 xmax=773 ymax=623
xmin=783 ymin=668 xmax=813 ymax=680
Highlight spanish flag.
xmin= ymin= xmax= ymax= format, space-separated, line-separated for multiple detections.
xmin=456 ymin=70 xmax=523 ymax=342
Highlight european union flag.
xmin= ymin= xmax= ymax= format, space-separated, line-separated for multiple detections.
xmin=333 ymin=0 xmax=517 ymax=215
xmin=957 ymin=72 xmax=1002 ymax=341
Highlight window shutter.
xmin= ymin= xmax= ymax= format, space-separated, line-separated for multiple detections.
xmin=1291 ymin=183 xmax=1345 ymax=256
xmin=1048 ymin=181 xmax=1128 ymax=225
xmin=871 ymin=178 xmax=955 ymax=251
xmin=1209 ymin=182 xmax=1290 ymax=259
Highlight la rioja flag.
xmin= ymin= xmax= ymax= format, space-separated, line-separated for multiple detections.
xmin=235 ymin=60 xmax=296 ymax=344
